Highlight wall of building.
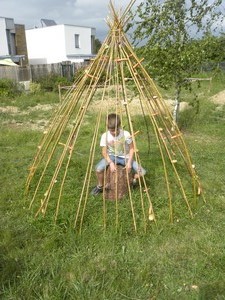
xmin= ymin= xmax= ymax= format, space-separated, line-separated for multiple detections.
xmin=64 ymin=25 xmax=95 ymax=58
xmin=26 ymin=24 xmax=96 ymax=65
xmin=1 ymin=17 xmax=95 ymax=65
xmin=0 ymin=17 xmax=9 ymax=55
xmin=0 ymin=17 xmax=28 ymax=66
xmin=26 ymin=25 xmax=67 ymax=64
xmin=15 ymin=24 xmax=28 ymax=65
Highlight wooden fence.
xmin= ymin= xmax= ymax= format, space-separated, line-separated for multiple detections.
xmin=1 ymin=61 xmax=225 ymax=84
xmin=0 ymin=61 xmax=88 ymax=83
xmin=0 ymin=65 xmax=31 ymax=82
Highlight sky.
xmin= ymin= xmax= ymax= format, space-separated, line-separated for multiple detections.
xmin=0 ymin=0 xmax=143 ymax=41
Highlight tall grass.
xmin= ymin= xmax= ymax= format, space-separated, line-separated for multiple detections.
xmin=1 ymin=78 xmax=225 ymax=299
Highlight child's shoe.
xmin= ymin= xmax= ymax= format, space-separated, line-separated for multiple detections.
xmin=91 ymin=185 xmax=103 ymax=195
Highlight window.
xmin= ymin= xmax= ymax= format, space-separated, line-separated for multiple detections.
xmin=74 ymin=34 xmax=80 ymax=48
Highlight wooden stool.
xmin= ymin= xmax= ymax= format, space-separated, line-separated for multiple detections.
xmin=104 ymin=164 xmax=133 ymax=200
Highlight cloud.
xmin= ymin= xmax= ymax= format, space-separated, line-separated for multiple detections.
xmin=0 ymin=0 xmax=142 ymax=40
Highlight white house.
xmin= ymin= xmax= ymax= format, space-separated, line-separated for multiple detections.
xmin=25 ymin=23 xmax=96 ymax=65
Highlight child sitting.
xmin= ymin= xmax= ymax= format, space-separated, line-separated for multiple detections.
xmin=91 ymin=113 xmax=146 ymax=195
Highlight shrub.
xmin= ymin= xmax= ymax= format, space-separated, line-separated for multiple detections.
xmin=0 ymin=78 xmax=22 ymax=98
xmin=29 ymin=82 xmax=41 ymax=94
xmin=36 ymin=74 xmax=72 ymax=92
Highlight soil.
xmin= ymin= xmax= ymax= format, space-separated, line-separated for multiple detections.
xmin=0 ymin=90 xmax=224 ymax=131
xmin=0 ymin=103 xmax=55 ymax=115
xmin=88 ymin=97 xmax=191 ymax=115
xmin=210 ymin=90 xmax=225 ymax=106
xmin=0 ymin=106 xmax=19 ymax=114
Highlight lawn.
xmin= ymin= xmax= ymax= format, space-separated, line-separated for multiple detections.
xmin=1 ymin=75 xmax=225 ymax=299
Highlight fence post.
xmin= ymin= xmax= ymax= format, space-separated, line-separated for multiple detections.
xmin=58 ymin=84 xmax=62 ymax=102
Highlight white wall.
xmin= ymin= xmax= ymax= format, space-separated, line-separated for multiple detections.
xmin=26 ymin=24 xmax=95 ymax=65
xmin=64 ymin=25 xmax=92 ymax=56
xmin=26 ymin=25 xmax=67 ymax=64
xmin=0 ymin=18 xmax=9 ymax=55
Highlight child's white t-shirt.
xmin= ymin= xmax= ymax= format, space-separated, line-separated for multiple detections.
xmin=100 ymin=129 xmax=132 ymax=158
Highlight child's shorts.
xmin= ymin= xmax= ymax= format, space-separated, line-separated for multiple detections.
xmin=95 ymin=155 xmax=146 ymax=176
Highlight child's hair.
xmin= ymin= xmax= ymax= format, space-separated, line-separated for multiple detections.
xmin=107 ymin=113 xmax=121 ymax=130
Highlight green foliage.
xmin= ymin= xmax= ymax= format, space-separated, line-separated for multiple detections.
xmin=36 ymin=74 xmax=72 ymax=92
xmin=0 ymin=78 xmax=22 ymax=98
xmin=94 ymin=38 xmax=102 ymax=54
xmin=132 ymin=0 xmax=224 ymax=118
xmin=201 ymin=34 xmax=225 ymax=64
xmin=29 ymin=82 xmax=41 ymax=94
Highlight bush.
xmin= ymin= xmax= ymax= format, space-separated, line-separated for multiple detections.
xmin=0 ymin=78 xmax=22 ymax=98
xmin=35 ymin=74 xmax=72 ymax=92
xmin=29 ymin=82 xmax=41 ymax=94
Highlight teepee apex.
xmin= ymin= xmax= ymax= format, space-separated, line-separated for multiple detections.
xmin=105 ymin=0 xmax=136 ymax=30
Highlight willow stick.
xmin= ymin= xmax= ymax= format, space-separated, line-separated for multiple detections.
xmin=77 ymin=108 xmax=103 ymax=233
xmin=122 ymin=50 xmax=175 ymax=220
xmin=119 ymin=53 xmax=147 ymax=231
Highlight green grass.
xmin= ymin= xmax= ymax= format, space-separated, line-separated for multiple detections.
xmin=0 ymin=91 xmax=59 ymax=108
xmin=1 ymin=80 xmax=225 ymax=299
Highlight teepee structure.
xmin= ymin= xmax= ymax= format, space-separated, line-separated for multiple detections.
xmin=26 ymin=0 xmax=204 ymax=233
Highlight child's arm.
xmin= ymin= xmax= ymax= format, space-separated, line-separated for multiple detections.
xmin=102 ymin=146 xmax=116 ymax=172
xmin=126 ymin=142 xmax=134 ymax=172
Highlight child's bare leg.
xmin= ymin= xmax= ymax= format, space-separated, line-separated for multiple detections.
xmin=96 ymin=170 xmax=104 ymax=187
xmin=134 ymin=173 xmax=140 ymax=180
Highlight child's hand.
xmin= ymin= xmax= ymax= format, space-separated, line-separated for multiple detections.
xmin=126 ymin=162 xmax=132 ymax=173
xmin=109 ymin=161 xmax=116 ymax=173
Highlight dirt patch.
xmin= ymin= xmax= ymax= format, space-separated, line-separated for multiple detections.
xmin=27 ymin=104 xmax=57 ymax=112
xmin=165 ymin=100 xmax=190 ymax=112
xmin=0 ymin=106 xmax=19 ymax=114
xmin=3 ymin=119 xmax=49 ymax=131
xmin=0 ymin=104 xmax=56 ymax=115
xmin=210 ymin=90 xmax=225 ymax=106
xmin=88 ymin=97 xmax=190 ymax=115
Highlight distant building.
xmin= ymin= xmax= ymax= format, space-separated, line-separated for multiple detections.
xmin=0 ymin=16 xmax=28 ymax=65
xmin=25 ymin=22 xmax=96 ymax=65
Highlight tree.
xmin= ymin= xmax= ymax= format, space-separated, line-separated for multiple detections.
xmin=201 ymin=34 xmax=225 ymax=64
xmin=131 ymin=0 xmax=224 ymax=121
xmin=94 ymin=38 xmax=102 ymax=54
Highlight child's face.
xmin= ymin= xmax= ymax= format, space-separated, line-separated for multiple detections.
xmin=109 ymin=128 xmax=120 ymax=137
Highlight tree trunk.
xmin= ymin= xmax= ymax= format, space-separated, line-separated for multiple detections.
xmin=173 ymin=84 xmax=181 ymax=123
xmin=104 ymin=165 xmax=133 ymax=200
